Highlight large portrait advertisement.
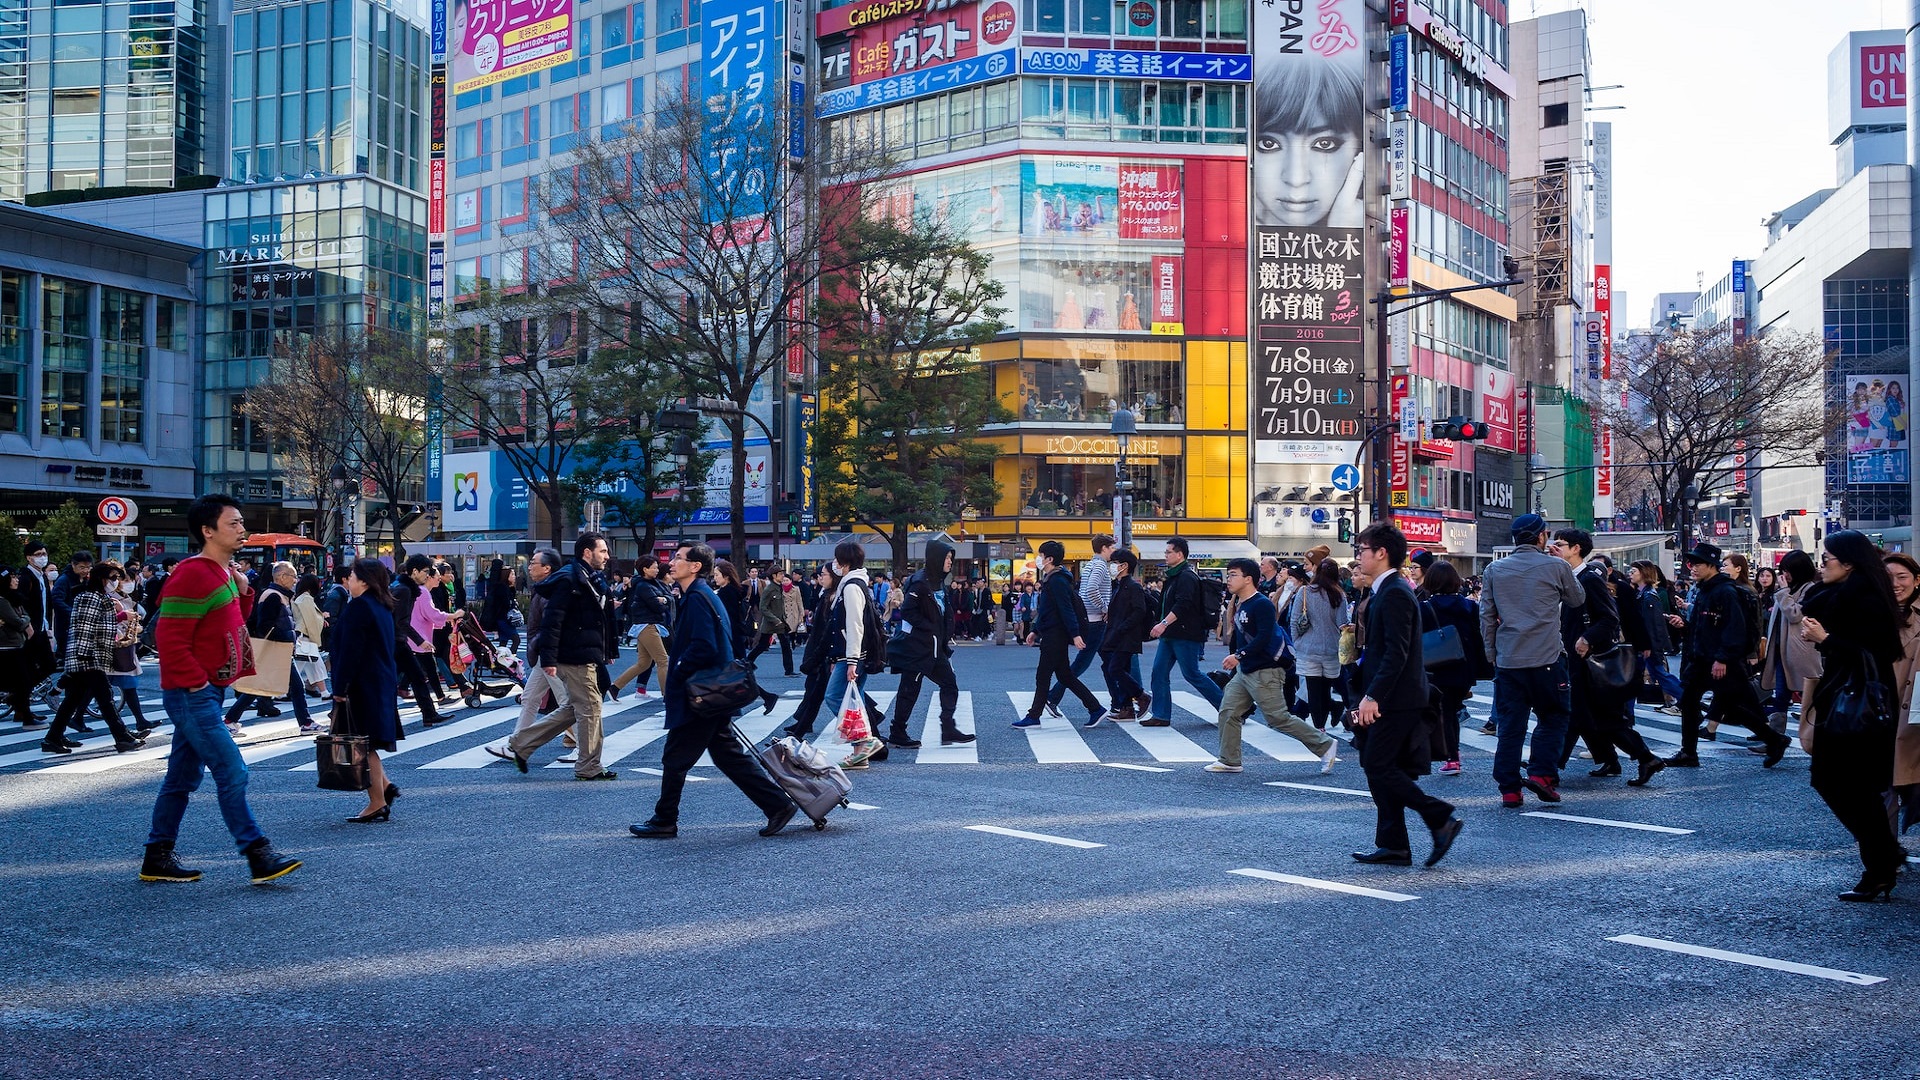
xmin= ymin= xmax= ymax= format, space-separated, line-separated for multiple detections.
xmin=1847 ymin=375 xmax=1910 ymax=484
xmin=1250 ymin=0 xmax=1367 ymax=469
xmin=449 ymin=0 xmax=576 ymax=94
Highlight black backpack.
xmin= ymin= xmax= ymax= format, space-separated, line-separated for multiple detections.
xmin=1734 ymin=582 xmax=1763 ymax=657
xmin=1197 ymin=575 xmax=1227 ymax=625
xmin=838 ymin=580 xmax=889 ymax=669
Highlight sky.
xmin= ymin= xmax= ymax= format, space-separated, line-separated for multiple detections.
xmin=1543 ymin=0 xmax=1908 ymax=327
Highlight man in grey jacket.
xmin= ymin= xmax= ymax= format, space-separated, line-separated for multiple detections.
xmin=1479 ymin=514 xmax=1584 ymax=808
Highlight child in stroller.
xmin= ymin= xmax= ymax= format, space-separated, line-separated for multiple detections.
xmin=450 ymin=610 xmax=524 ymax=708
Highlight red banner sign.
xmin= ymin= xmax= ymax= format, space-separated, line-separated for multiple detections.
xmin=1394 ymin=512 xmax=1444 ymax=546
xmin=1119 ymin=164 xmax=1183 ymax=240
xmin=1389 ymin=373 xmax=1411 ymax=507
xmin=1479 ymin=365 xmax=1515 ymax=452
xmin=846 ymin=0 xmax=1013 ymax=86
xmin=429 ymin=159 xmax=447 ymax=236
xmin=1593 ymin=263 xmax=1612 ymax=379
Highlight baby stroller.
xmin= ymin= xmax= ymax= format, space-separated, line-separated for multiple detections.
xmin=450 ymin=610 xmax=524 ymax=708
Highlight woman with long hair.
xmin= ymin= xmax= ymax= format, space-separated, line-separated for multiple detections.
xmin=712 ymin=559 xmax=751 ymax=660
xmin=330 ymin=558 xmax=403 ymax=823
xmin=41 ymin=563 xmax=144 ymax=754
xmin=482 ymin=558 xmax=520 ymax=653
xmin=1288 ymin=557 xmax=1352 ymax=730
xmin=1760 ymin=550 xmax=1822 ymax=735
xmin=1422 ymin=560 xmax=1488 ymax=776
xmin=1884 ymin=553 xmax=1920 ymax=840
xmin=102 ymin=559 xmax=155 ymax=735
xmin=292 ymin=572 xmax=330 ymax=698
xmin=1799 ymin=530 xmax=1904 ymax=901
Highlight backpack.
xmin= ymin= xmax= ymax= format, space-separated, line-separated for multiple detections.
xmin=837 ymin=580 xmax=889 ymax=669
xmin=1734 ymin=582 xmax=1763 ymax=657
xmin=1197 ymin=575 xmax=1227 ymax=625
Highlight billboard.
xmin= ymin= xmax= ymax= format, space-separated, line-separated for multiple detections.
xmin=441 ymin=450 xmax=532 ymax=532
xmin=1251 ymin=0 xmax=1367 ymax=466
xmin=846 ymin=0 xmax=1016 ymax=86
xmin=449 ymin=0 xmax=576 ymax=95
xmin=1479 ymin=365 xmax=1516 ymax=452
xmin=703 ymin=0 xmax=782 ymax=222
xmin=688 ymin=443 xmax=774 ymax=524
xmin=1019 ymin=48 xmax=1248 ymax=82
xmin=1846 ymin=375 xmax=1910 ymax=484
xmin=816 ymin=0 xmax=1015 ymax=117
xmin=1592 ymin=263 xmax=1612 ymax=380
xmin=1830 ymin=30 xmax=1907 ymax=140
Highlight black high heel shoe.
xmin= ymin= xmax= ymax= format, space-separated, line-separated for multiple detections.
xmin=385 ymin=783 xmax=400 ymax=803
xmin=1839 ymin=873 xmax=1897 ymax=902
xmin=346 ymin=805 xmax=391 ymax=824
xmin=760 ymin=691 xmax=780 ymax=714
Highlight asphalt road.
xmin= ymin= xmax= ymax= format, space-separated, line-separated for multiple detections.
xmin=3 ymin=640 xmax=1916 ymax=1080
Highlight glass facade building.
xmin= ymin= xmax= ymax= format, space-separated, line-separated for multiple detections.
xmin=1 ymin=0 xmax=218 ymax=201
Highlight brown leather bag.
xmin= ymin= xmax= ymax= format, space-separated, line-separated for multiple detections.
xmin=1798 ymin=676 xmax=1821 ymax=754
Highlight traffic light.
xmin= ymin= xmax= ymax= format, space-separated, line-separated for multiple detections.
xmin=1430 ymin=415 xmax=1484 ymax=441
xmin=1336 ymin=514 xmax=1353 ymax=544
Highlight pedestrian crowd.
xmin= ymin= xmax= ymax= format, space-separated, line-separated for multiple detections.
xmin=4 ymin=494 xmax=1917 ymax=901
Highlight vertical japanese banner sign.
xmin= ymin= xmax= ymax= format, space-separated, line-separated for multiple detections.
xmin=429 ymin=62 xmax=448 ymax=327
xmin=1593 ymin=424 xmax=1613 ymax=519
xmin=702 ymin=0 xmax=781 ymax=225
xmin=432 ymin=0 xmax=448 ymax=61
xmin=1389 ymin=374 xmax=1411 ymax=507
xmin=450 ymin=0 xmax=575 ymax=94
xmin=428 ymin=244 xmax=447 ymax=323
xmin=1250 ymin=0 xmax=1367 ymax=468
xmin=426 ymin=373 xmax=445 ymax=502
xmin=798 ymin=393 xmax=817 ymax=536
xmin=1593 ymin=263 xmax=1611 ymax=379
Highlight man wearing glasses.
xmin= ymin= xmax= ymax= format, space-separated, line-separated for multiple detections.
xmin=1478 ymin=513 xmax=1585 ymax=808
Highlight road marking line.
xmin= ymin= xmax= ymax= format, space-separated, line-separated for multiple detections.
xmin=291 ymin=702 xmax=522 ymax=770
xmin=1174 ymin=690 xmax=1323 ymax=763
xmin=1266 ymin=781 xmax=1373 ymax=797
xmin=628 ymin=766 xmax=710 ymax=781
xmin=693 ymin=699 xmax=799 ymax=767
xmin=1005 ymin=693 xmax=1098 ymax=763
xmin=846 ymin=801 xmax=879 ymax=810
xmin=1103 ymin=693 xmax=1215 ymax=760
xmin=964 ymin=824 xmax=1104 ymax=849
xmin=1606 ymin=934 xmax=1885 ymax=985
xmin=1102 ymin=761 xmax=1173 ymax=773
xmin=1523 ymin=811 xmax=1694 ymax=835
xmin=1229 ymin=868 xmax=1419 ymax=902
xmin=915 ymin=691 xmax=979 ymax=764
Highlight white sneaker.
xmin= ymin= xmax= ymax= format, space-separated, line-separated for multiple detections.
xmin=1043 ymin=702 xmax=1063 ymax=720
xmin=1319 ymin=743 xmax=1340 ymax=774
xmin=1204 ymin=761 xmax=1243 ymax=773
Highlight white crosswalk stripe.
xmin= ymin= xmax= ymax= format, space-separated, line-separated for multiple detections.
xmin=1006 ymin=692 xmax=1099 ymax=762
xmin=1175 ymin=690 xmax=1327 ymax=763
xmin=915 ymin=690 xmax=979 ymax=764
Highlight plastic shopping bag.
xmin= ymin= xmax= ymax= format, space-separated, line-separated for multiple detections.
xmin=836 ymin=682 xmax=871 ymax=742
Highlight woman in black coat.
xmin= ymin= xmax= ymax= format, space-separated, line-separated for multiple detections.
xmin=482 ymin=559 xmax=519 ymax=653
xmin=713 ymin=560 xmax=751 ymax=660
xmin=1799 ymin=530 xmax=1905 ymax=901
xmin=1421 ymin=560 xmax=1487 ymax=774
xmin=331 ymin=558 xmax=404 ymax=824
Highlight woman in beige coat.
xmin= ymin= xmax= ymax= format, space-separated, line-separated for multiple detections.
xmin=1760 ymin=550 xmax=1822 ymax=735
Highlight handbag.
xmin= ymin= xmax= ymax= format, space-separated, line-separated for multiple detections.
xmin=1584 ymin=644 xmax=1641 ymax=694
xmin=1421 ymin=624 xmax=1465 ymax=667
xmin=314 ymin=696 xmax=370 ymax=791
xmin=231 ymin=636 xmax=293 ymax=698
xmin=1819 ymin=655 xmax=1896 ymax=737
xmin=685 ymin=591 xmax=761 ymax=718
xmin=1337 ymin=625 xmax=1358 ymax=667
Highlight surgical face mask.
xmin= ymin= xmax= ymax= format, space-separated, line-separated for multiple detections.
xmin=28 ymin=555 xmax=47 ymax=569
xmin=119 ymin=581 xmax=137 ymax=595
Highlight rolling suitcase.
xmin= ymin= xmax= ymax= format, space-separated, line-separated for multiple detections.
xmin=736 ymin=724 xmax=851 ymax=830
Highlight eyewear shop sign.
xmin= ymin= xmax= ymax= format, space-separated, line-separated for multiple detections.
xmin=816 ymin=0 xmax=1017 ymax=118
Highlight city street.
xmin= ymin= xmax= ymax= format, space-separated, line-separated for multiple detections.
xmin=2 ymin=641 xmax=1916 ymax=1080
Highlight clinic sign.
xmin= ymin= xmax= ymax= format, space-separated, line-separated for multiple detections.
xmin=450 ymin=0 xmax=575 ymax=94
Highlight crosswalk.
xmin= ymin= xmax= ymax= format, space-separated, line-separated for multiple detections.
xmin=0 ymin=684 xmax=1799 ymax=778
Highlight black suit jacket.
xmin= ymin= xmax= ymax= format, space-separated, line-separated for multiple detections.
xmin=1360 ymin=572 xmax=1428 ymax=713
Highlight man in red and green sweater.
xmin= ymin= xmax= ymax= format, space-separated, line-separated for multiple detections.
xmin=139 ymin=494 xmax=302 ymax=886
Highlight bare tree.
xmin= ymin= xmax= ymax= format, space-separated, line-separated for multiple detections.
xmin=561 ymin=341 xmax=717 ymax=557
xmin=340 ymin=329 xmax=434 ymax=555
xmin=813 ymin=212 xmax=1010 ymax=571
xmin=539 ymin=88 xmax=895 ymax=561
xmin=1602 ymin=329 xmax=1835 ymax=534
xmin=245 ymin=331 xmax=354 ymax=543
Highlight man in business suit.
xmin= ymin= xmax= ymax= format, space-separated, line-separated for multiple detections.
xmin=629 ymin=542 xmax=796 ymax=840
xmin=1349 ymin=523 xmax=1464 ymax=868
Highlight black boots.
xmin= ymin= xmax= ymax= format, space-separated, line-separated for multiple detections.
xmin=243 ymin=838 xmax=302 ymax=885
xmin=138 ymin=842 xmax=202 ymax=883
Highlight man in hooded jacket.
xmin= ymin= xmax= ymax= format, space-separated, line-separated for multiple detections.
xmin=888 ymin=537 xmax=977 ymax=748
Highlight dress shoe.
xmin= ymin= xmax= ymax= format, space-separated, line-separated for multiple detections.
xmin=887 ymin=732 xmax=922 ymax=749
xmin=385 ymin=783 xmax=401 ymax=803
xmin=574 ymin=770 xmax=618 ymax=781
xmin=114 ymin=739 xmax=145 ymax=753
xmin=940 ymin=732 xmax=977 ymax=746
xmin=1699 ymin=728 xmax=1718 ymax=742
xmin=760 ymin=804 xmax=799 ymax=837
xmin=1839 ymin=873 xmax=1897 ymax=902
xmin=345 ymin=805 xmax=391 ymax=823
xmin=1425 ymin=816 xmax=1464 ymax=867
xmin=1628 ymin=757 xmax=1666 ymax=787
xmin=70 ymin=721 xmax=93 ymax=733
xmin=38 ymin=741 xmax=72 ymax=755
xmin=62 ymin=736 xmax=84 ymax=748
xmin=1520 ymin=774 xmax=1562 ymax=803
xmin=1664 ymin=752 xmax=1701 ymax=767
xmin=1589 ymin=762 xmax=1623 ymax=778
xmin=629 ymin=820 xmax=678 ymax=839
xmin=1762 ymin=734 xmax=1790 ymax=769
xmin=1138 ymin=717 xmax=1170 ymax=727
xmin=1351 ymin=848 xmax=1413 ymax=866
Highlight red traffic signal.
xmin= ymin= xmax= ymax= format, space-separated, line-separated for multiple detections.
xmin=1430 ymin=415 xmax=1484 ymax=441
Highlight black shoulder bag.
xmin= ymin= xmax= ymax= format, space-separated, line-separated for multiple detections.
xmin=684 ymin=592 xmax=761 ymax=719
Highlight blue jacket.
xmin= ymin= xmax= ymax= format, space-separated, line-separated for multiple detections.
xmin=664 ymin=578 xmax=730 ymax=728
xmin=329 ymin=594 xmax=401 ymax=746
xmin=1033 ymin=568 xmax=1083 ymax=642
xmin=1228 ymin=591 xmax=1287 ymax=673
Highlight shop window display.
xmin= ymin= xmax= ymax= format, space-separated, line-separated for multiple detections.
xmin=1018 ymin=457 xmax=1183 ymax=518
xmin=1017 ymin=357 xmax=1182 ymax=425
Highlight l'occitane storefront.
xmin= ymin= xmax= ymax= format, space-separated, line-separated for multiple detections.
xmin=963 ymin=336 xmax=1251 ymax=561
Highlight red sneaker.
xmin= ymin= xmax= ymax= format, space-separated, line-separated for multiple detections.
xmin=1521 ymin=774 xmax=1562 ymax=803
xmin=1501 ymin=791 xmax=1523 ymax=809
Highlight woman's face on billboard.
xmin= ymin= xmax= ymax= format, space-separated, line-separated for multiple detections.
xmin=1253 ymin=127 xmax=1362 ymax=227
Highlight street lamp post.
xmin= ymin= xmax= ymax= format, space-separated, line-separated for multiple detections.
xmin=329 ymin=462 xmax=350 ymax=569
xmin=1110 ymin=408 xmax=1136 ymax=552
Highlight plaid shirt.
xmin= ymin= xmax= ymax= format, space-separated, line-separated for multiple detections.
xmin=63 ymin=590 xmax=116 ymax=673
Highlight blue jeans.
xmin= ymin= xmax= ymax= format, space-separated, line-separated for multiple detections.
xmin=819 ymin=662 xmax=871 ymax=736
xmin=1047 ymin=620 xmax=1108 ymax=707
xmin=1645 ymin=651 xmax=1683 ymax=701
xmin=148 ymin=684 xmax=265 ymax=850
xmin=1150 ymin=637 xmax=1222 ymax=720
xmin=1491 ymin=660 xmax=1572 ymax=792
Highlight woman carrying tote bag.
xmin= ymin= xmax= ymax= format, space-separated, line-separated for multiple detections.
xmin=330 ymin=558 xmax=403 ymax=823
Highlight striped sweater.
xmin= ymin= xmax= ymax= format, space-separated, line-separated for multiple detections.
xmin=155 ymin=554 xmax=255 ymax=690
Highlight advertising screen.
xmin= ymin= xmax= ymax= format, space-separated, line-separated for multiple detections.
xmin=1846 ymin=374 xmax=1910 ymax=484
xmin=1250 ymin=0 xmax=1368 ymax=466
xmin=449 ymin=0 xmax=575 ymax=95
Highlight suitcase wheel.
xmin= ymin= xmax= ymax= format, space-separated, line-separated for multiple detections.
xmin=813 ymin=820 xmax=827 ymax=831
xmin=838 ymin=798 xmax=850 ymax=808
